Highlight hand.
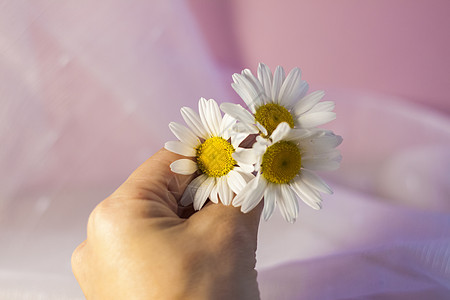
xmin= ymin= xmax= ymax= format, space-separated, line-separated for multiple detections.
xmin=72 ymin=148 xmax=262 ymax=299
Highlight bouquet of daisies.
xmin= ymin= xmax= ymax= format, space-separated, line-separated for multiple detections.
xmin=165 ymin=63 xmax=342 ymax=223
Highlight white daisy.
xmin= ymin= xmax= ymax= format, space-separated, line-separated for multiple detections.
xmin=165 ymin=98 xmax=254 ymax=210
xmin=221 ymin=63 xmax=336 ymax=137
xmin=232 ymin=122 xmax=342 ymax=223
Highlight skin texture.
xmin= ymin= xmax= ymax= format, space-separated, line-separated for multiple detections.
xmin=72 ymin=148 xmax=262 ymax=299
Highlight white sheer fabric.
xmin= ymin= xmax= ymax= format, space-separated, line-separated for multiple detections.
xmin=0 ymin=1 xmax=449 ymax=299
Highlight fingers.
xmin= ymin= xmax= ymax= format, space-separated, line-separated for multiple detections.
xmin=190 ymin=201 xmax=263 ymax=242
xmin=109 ymin=148 xmax=195 ymax=216
xmin=177 ymin=203 xmax=196 ymax=219
xmin=72 ymin=240 xmax=88 ymax=283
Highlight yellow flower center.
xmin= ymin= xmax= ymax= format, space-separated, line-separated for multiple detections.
xmin=261 ymin=141 xmax=301 ymax=184
xmin=254 ymin=103 xmax=295 ymax=137
xmin=196 ymin=137 xmax=236 ymax=177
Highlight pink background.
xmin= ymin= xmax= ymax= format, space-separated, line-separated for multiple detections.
xmin=190 ymin=0 xmax=450 ymax=113
xmin=0 ymin=1 xmax=449 ymax=299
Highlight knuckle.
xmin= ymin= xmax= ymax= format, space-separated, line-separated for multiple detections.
xmin=87 ymin=197 xmax=137 ymax=240
xmin=87 ymin=198 xmax=118 ymax=235
xmin=87 ymin=203 xmax=104 ymax=233
xmin=71 ymin=241 xmax=86 ymax=275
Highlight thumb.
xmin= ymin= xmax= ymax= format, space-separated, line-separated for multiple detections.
xmin=110 ymin=148 xmax=194 ymax=217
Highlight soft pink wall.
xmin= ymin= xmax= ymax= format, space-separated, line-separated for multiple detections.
xmin=189 ymin=0 xmax=450 ymax=113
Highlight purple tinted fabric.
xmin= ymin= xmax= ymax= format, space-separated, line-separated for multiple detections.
xmin=0 ymin=1 xmax=449 ymax=299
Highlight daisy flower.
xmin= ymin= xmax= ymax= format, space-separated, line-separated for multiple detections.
xmin=232 ymin=122 xmax=342 ymax=223
xmin=221 ymin=63 xmax=336 ymax=137
xmin=165 ymin=98 xmax=254 ymax=210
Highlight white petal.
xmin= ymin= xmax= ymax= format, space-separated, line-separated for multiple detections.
xmin=271 ymin=122 xmax=291 ymax=143
xmin=235 ymin=168 xmax=255 ymax=182
xmin=299 ymin=169 xmax=333 ymax=194
xmin=314 ymin=132 xmax=343 ymax=149
xmin=281 ymin=184 xmax=299 ymax=222
xmin=241 ymin=175 xmax=268 ymax=213
xmin=296 ymin=112 xmax=336 ymax=128
xmin=242 ymin=69 xmax=265 ymax=101
xmin=220 ymin=113 xmax=236 ymax=139
xmin=164 ymin=141 xmax=196 ymax=157
xmin=285 ymin=128 xmax=311 ymax=141
xmin=207 ymin=99 xmax=222 ymax=136
xmin=180 ymin=175 xmax=207 ymax=206
xmin=199 ymin=98 xmax=217 ymax=137
xmin=238 ymin=163 xmax=254 ymax=173
xmin=210 ymin=182 xmax=220 ymax=204
xmin=302 ymin=149 xmax=342 ymax=162
xmin=302 ymin=158 xmax=341 ymax=171
xmin=218 ymin=177 xmax=233 ymax=206
xmin=170 ymin=159 xmax=198 ymax=175
xmin=291 ymin=180 xmax=322 ymax=210
xmin=227 ymin=170 xmax=247 ymax=194
xmin=336 ymin=135 xmax=344 ymax=147
xmin=256 ymin=135 xmax=271 ymax=145
xmin=169 ymin=122 xmax=200 ymax=148
xmin=231 ymin=132 xmax=249 ymax=148
xmin=253 ymin=136 xmax=269 ymax=155
xmin=181 ymin=106 xmax=209 ymax=139
xmin=255 ymin=122 xmax=268 ymax=136
xmin=274 ymin=185 xmax=291 ymax=222
xmin=300 ymin=133 xmax=343 ymax=153
xmin=232 ymin=175 xmax=259 ymax=207
xmin=253 ymin=142 xmax=268 ymax=157
xmin=232 ymin=148 xmax=257 ymax=165
xmin=231 ymin=82 xmax=257 ymax=113
xmin=257 ymin=63 xmax=273 ymax=100
xmin=271 ymin=66 xmax=286 ymax=102
xmin=278 ymin=68 xmax=308 ymax=108
xmin=309 ymin=101 xmax=335 ymax=113
xmin=220 ymin=103 xmax=255 ymax=124
xmin=309 ymin=128 xmax=331 ymax=137
xmin=285 ymin=81 xmax=309 ymax=109
xmin=263 ymin=186 xmax=276 ymax=221
xmin=194 ymin=177 xmax=215 ymax=210
xmin=232 ymin=122 xmax=259 ymax=134
xmin=294 ymin=90 xmax=325 ymax=116
xmin=302 ymin=160 xmax=340 ymax=171
xmin=232 ymin=73 xmax=264 ymax=112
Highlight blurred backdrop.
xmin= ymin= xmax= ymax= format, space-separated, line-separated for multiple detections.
xmin=1 ymin=1 xmax=449 ymax=299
